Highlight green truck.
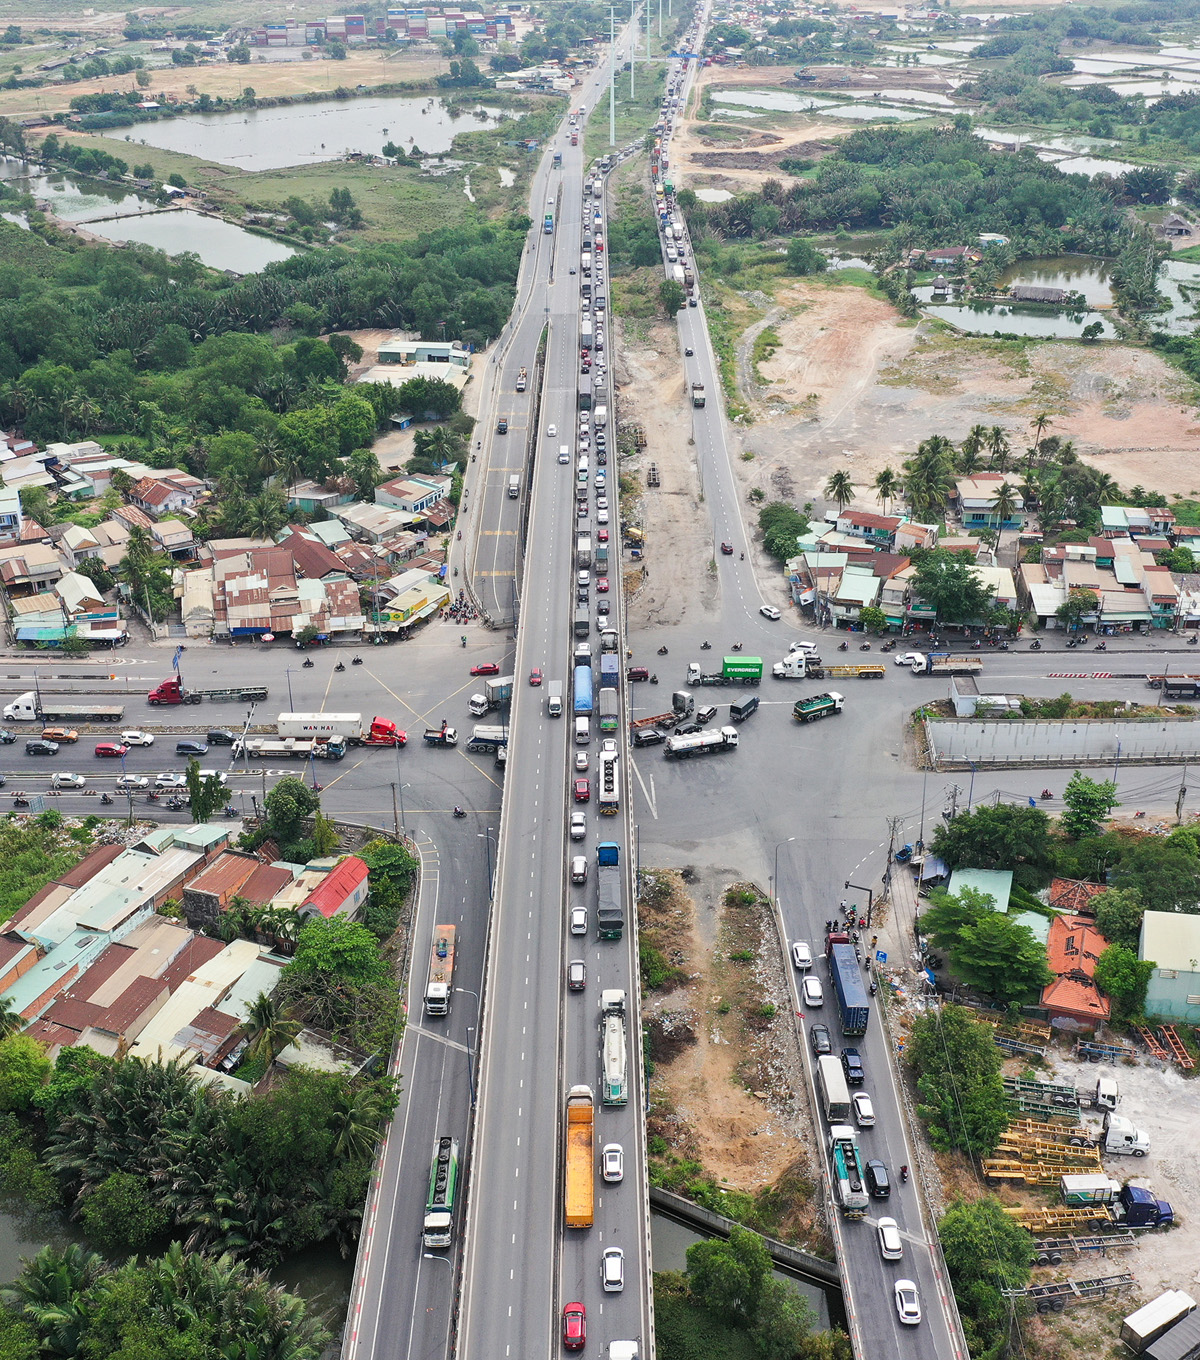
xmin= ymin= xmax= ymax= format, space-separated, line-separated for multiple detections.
xmin=792 ymin=692 xmax=845 ymax=723
xmin=686 ymin=657 xmax=763 ymax=687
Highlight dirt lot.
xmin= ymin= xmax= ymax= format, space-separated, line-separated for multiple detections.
xmin=642 ymin=866 xmax=828 ymax=1249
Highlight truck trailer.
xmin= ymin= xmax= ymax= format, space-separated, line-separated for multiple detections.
xmin=423 ymin=925 xmax=456 ymax=1016
xmin=817 ymin=1054 xmax=851 ymax=1122
xmin=792 ymin=692 xmax=845 ymax=723
xmin=828 ymin=943 xmax=870 ymax=1035
xmin=564 ymin=1085 xmax=595 ymax=1229
xmin=3 ymin=692 xmax=124 ymax=723
xmin=910 ymin=653 xmax=984 ymax=676
xmin=664 ymin=725 xmax=739 ymax=758
xmin=596 ymin=842 xmax=624 ymax=939
xmin=234 ymin=736 xmax=346 ymax=761
xmin=686 ymin=657 xmax=763 ymax=686
xmin=148 ymin=676 xmax=268 ymax=706
xmin=276 ymin=712 xmax=405 ymax=746
xmin=466 ymin=724 xmax=508 ymax=754
xmin=600 ymin=989 xmax=628 ymax=1106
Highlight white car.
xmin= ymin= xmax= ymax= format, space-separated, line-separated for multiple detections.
xmin=597 ymin=508 xmax=610 ymax=525
xmin=852 ymin=1091 xmax=876 ymax=1128
xmin=196 ymin=770 xmax=228 ymax=785
xmin=596 ymin=497 xmax=608 ymax=511
xmin=570 ymin=810 xmax=587 ymax=840
xmin=787 ymin=640 xmax=819 ymax=656
xmin=116 ymin=774 xmax=150 ymax=790
xmin=894 ymin=1279 xmax=921 ymax=1326
xmin=547 ymin=424 xmax=557 ymax=437
xmin=760 ymin=605 xmax=781 ymax=621
xmin=602 ymin=1143 xmax=624 ymax=1182
xmin=154 ymin=772 xmax=187 ymax=789
xmin=802 ymin=976 xmax=824 ymax=1008
xmin=51 ymin=772 xmax=86 ymax=789
xmin=575 ymin=751 xmax=589 ymax=772
xmin=895 ymin=651 xmax=925 ymax=667
xmin=120 ymin=730 xmax=154 ymax=747
xmin=877 ymin=1217 xmax=903 ymax=1261
xmin=791 ymin=941 xmax=812 ymax=971
xmin=570 ymin=905 xmax=588 ymax=934
xmin=571 ymin=855 xmax=588 ymax=884
xmin=601 ymin=1247 xmax=624 ymax=1292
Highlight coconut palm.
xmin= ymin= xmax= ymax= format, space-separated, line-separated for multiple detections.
xmin=991 ymin=480 xmax=1020 ymax=528
xmin=873 ymin=467 xmax=899 ymax=515
xmin=960 ymin=424 xmax=989 ymax=465
xmin=0 ymin=996 xmax=25 ymax=1038
xmin=1030 ymin=411 xmax=1054 ymax=453
xmin=241 ymin=992 xmax=302 ymax=1067
xmin=824 ymin=469 xmax=856 ymax=514
xmin=956 ymin=443 xmax=982 ymax=476
xmin=329 ymin=1083 xmax=393 ymax=1161
xmin=902 ymin=437 xmax=956 ymax=520
xmin=986 ymin=425 xmax=1011 ymax=473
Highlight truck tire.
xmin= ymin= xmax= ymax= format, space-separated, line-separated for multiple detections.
xmin=149 ymin=698 xmax=160 ymax=706
xmin=1051 ymin=1299 xmax=1065 ymax=1312
xmin=1132 ymin=1148 xmax=1146 ymax=1157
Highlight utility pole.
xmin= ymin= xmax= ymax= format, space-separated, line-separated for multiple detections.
xmin=1177 ymin=761 xmax=1189 ymax=826
xmin=944 ymin=783 xmax=961 ymax=821
xmin=609 ymin=9 xmax=617 ymax=146
xmin=883 ymin=815 xmax=901 ymax=900
xmin=630 ymin=0 xmax=636 ymax=98
xmin=390 ymin=782 xmax=400 ymax=838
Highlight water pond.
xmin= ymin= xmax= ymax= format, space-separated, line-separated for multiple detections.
xmin=130 ymin=94 xmax=507 ymax=171
xmin=997 ymin=255 xmax=1114 ymax=306
xmin=914 ymin=295 xmax=1118 ymax=339
xmin=87 ymin=210 xmax=296 ymax=272
xmin=710 ymin=89 xmax=836 ymax=114
xmin=694 ymin=187 xmax=734 ymax=201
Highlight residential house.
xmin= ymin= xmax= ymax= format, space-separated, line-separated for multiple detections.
xmin=830 ymin=564 xmax=882 ymax=628
xmin=1100 ymin=505 xmax=1175 ymax=538
xmin=0 ymin=542 xmax=66 ymax=594
xmin=127 ymin=476 xmax=199 ymax=520
xmin=1010 ymin=284 xmax=1068 ymax=304
xmin=1040 ymin=915 xmax=1111 ymax=1023
xmin=52 ymin=523 xmax=102 ymax=566
xmin=831 ymin=508 xmax=902 ymax=548
xmin=285 ymin=479 xmax=352 ymax=515
xmin=333 ymin=501 xmax=420 ymax=544
xmin=951 ymin=474 xmax=1025 ymax=529
xmin=894 ymin=521 xmax=938 ymax=553
xmin=375 ymin=473 xmax=454 ymax=515
xmin=0 ymin=486 xmax=22 ymax=544
xmin=297 ymin=856 xmax=370 ymax=922
xmin=375 ymin=338 xmax=471 ymax=371
xmin=179 ymin=569 xmax=215 ymax=638
xmin=181 ymin=851 xmax=296 ymax=932
xmin=1139 ymin=911 xmax=1200 ymax=1022
xmin=1047 ymin=879 xmax=1107 ymax=917
xmin=280 ymin=529 xmax=349 ymax=583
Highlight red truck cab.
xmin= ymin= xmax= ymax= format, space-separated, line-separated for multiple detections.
xmin=364 ymin=717 xmax=407 ymax=747
xmin=147 ymin=677 xmax=186 ymax=705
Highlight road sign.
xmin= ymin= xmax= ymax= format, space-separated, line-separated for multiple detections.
xmin=875 ymin=950 xmax=887 ymax=963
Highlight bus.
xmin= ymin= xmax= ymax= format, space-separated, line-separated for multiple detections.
xmin=598 ymin=748 xmax=619 ymax=815
xmin=422 ymin=1136 xmax=459 ymax=1249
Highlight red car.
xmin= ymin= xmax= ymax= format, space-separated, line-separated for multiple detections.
xmin=563 ymin=1303 xmax=586 ymax=1351
xmin=720 ymin=541 xmax=734 ymax=555
xmin=596 ymin=576 xmax=609 ymax=593
xmin=94 ymin=742 xmax=130 ymax=758
xmin=598 ymin=528 xmax=609 ymax=543
xmin=529 ymin=667 xmax=543 ymax=687
xmin=470 ymin=662 xmax=501 ymax=677
xmin=574 ymin=778 xmax=590 ymax=803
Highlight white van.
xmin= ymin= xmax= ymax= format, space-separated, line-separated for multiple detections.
xmin=508 ymin=474 xmax=520 ymax=499
xmin=575 ymin=716 xmax=590 ymax=745
xmin=559 ymin=444 xmax=570 ymax=464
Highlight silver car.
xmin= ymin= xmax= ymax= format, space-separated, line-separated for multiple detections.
xmin=570 ymin=905 xmax=588 ymax=935
xmin=602 ymin=1143 xmax=624 ymax=1182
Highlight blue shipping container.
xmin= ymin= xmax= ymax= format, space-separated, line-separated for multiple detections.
xmin=574 ymin=665 xmax=594 ymax=715
xmin=829 ymin=943 xmax=870 ymax=1035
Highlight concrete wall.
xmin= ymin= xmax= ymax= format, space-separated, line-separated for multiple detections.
xmin=1144 ymin=971 xmax=1200 ymax=1024
xmin=925 ymin=717 xmax=1200 ymax=768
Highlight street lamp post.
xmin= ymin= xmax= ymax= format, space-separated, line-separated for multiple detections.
xmin=773 ymin=836 xmax=795 ymax=909
xmin=844 ymin=879 xmax=875 ymax=929
xmin=465 ymin=1024 xmax=477 ymax=1107
xmin=477 ymin=828 xmax=496 ymax=898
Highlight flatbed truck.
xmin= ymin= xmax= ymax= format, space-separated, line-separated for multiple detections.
xmin=234 ymin=736 xmax=346 ymax=760
xmin=909 ymin=653 xmax=984 ymax=676
xmin=423 ymin=924 xmax=456 ymax=1017
xmin=564 ymin=1085 xmax=595 ymax=1228
xmin=3 ymin=691 xmax=124 ymax=723
xmin=147 ymin=677 xmax=268 ymax=706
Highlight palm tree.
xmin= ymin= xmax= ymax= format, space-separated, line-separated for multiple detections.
xmin=1030 ymin=411 xmax=1053 ymax=453
xmin=991 ymin=480 xmax=1020 ymax=529
xmin=960 ymin=424 xmax=989 ymax=465
xmin=986 ymin=425 xmax=1011 ymax=473
xmin=824 ymin=469 xmax=856 ymax=514
xmin=241 ymin=992 xmax=302 ymax=1067
xmin=0 ymin=996 xmax=25 ymax=1038
xmin=873 ymin=467 xmax=898 ymax=514
xmin=330 ymin=1083 xmax=392 ymax=1161
xmin=956 ymin=444 xmax=982 ymax=476
xmin=2 ymin=1244 xmax=107 ymax=1356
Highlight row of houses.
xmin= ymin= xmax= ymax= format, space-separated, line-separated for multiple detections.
xmin=0 ymin=827 xmax=372 ymax=1085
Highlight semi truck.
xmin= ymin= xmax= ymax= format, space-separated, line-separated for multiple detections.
xmin=423 ymin=924 xmax=456 ymax=1016
xmin=574 ymin=665 xmax=594 ymax=716
xmin=630 ymin=691 xmax=694 ymax=732
xmin=276 ymin=712 xmax=405 ymax=746
xmin=547 ymin=681 xmax=564 ymax=718
xmin=596 ymin=841 xmax=624 ymax=939
xmin=773 ymin=655 xmax=825 ymax=680
xmin=1056 ymin=1177 xmax=1172 ymax=1226
xmin=600 ymin=989 xmax=628 ymax=1106
xmin=910 ymin=652 xmax=984 ymax=676
xmin=468 ymin=676 xmax=514 ymax=717
xmin=599 ymin=628 xmax=619 ymax=653
xmin=686 ymin=657 xmax=763 ymax=686
xmin=233 ymin=736 xmax=346 ymax=760
xmin=599 ymin=688 xmax=619 ymax=733
xmin=599 ymin=748 xmax=619 ymax=814
xmin=147 ymin=676 xmax=268 ymax=706
xmin=516 ymin=366 xmax=528 ymax=391
xmin=577 ymin=535 xmax=593 ymax=568
xmin=1084 ymin=1113 xmax=1151 ymax=1157
xmin=564 ymin=1085 xmax=595 ymax=1229
xmin=829 ymin=943 xmax=870 ymax=1035
xmin=690 ymin=382 xmax=705 ymax=408
xmin=664 ymin=725 xmax=739 ymax=759
xmin=829 ymin=1124 xmax=868 ymax=1218
xmin=792 ymin=692 xmax=845 ymax=723
xmin=466 ymin=724 xmax=508 ymax=754
xmin=1147 ymin=673 xmax=1200 ymax=698
xmin=422 ymin=1136 xmax=460 ymax=1249
xmin=817 ymin=1054 xmax=851 ymax=1122
xmin=423 ymin=722 xmax=458 ymax=747
xmin=2 ymin=692 xmax=124 ymax=723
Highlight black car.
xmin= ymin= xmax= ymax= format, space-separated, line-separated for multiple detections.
xmin=631 ymin=727 xmax=665 ymax=747
xmin=26 ymin=739 xmax=59 ymax=756
xmin=809 ymin=1024 xmax=832 ymax=1056
xmin=864 ymin=1159 xmax=891 ymax=1199
xmin=0 ymin=729 xmax=14 ymax=745
xmin=841 ymin=1047 xmax=865 ymax=1087
xmin=497 ymin=416 xmax=508 ymax=434
xmin=674 ymin=719 xmax=703 ymax=736
xmin=206 ymin=730 xmax=236 ymax=746
xmin=176 ymin=740 xmax=209 ymax=757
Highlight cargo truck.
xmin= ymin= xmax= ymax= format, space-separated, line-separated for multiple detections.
xmin=422 ymin=1136 xmax=460 ymax=1249
xmin=596 ymin=842 xmax=624 ymax=939
xmin=581 ymin=250 xmax=593 ymax=273
xmin=909 ymin=652 xmax=984 ymax=676
xmin=817 ymin=1054 xmax=851 ymax=1123
xmin=552 ymin=151 xmax=562 ymax=168
xmin=686 ymin=657 xmax=763 ymax=686
xmin=773 ymin=655 xmax=825 ymax=680
xmin=564 ymin=1085 xmax=595 ymax=1229
xmin=829 ymin=1124 xmax=868 ymax=1218
xmin=599 ymin=653 xmax=620 ymax=689
xmin=581 ymin=319 xmax=594 ymax=350
xmin=1122 ymin=1292 xmax=1197 ymax=1354
xmin=600 ymin=989 xmax=628 ymax=1105
xmin=468 ymin=676 xmax=514 ymax=717
xmin=600 ymin=628 xmax=619 ymax=653
xmin=690 ymin=382 xmax=705 ymax=408
xmin=423 ymin=925 xmax=456 ymax=1016
xmin=630 ymin=691 xmax=693 ymax=731
xmin=578 ymin=375 xmax=593 ymax=410
xmin=147 ymin=676 xmax=268 ymax=706
xmin=466 ymin=724 xmax=508 ymax=753
xmin=594 ymin=403 xmax=608 ymax=429
xmin=1147 ymin=674 xmax=1200 ymax=698
xmin=574 ymin=666 xmax=594 ymax=716
xmin=2 ymin=692 xmax=124 ymax=723
xmin=599 ymin=748 xmax=619 ymax=814
xmin=423 ymin=722 xmax=458 ymax=747
xmin=664 ymin=725 xmax=739 ymax=759
xmin=234 ymin=736 xmax=346 ymax=760
xmin=547 ymin=681 xmax=564 ymax=718
xmin=792 ymin=692 xmax=845 ymax=723
xmin=277 ymin=712 xmax=405 ymax=746
xmin=574 ymin=606 xmax=591 ymax=639
xmin=599 ymin=688 xmax=619 ymax=733
xmin=516 ymin=366 xmax=528 ymax=391
xmin=672 ymin=263 xmax=685 ymax=285
xmin=828 ymin=943 xmax=870 ymax=1035
xmin=577 ymin=535 xmax=593 ymax=568
xmin=684 ymin=267 xmax=695 ymax=289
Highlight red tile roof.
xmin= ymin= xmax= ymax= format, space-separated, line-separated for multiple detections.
xmin=842 ymin=510 xmax=901 ymax=531
xmin=1047 ymin=879 xmax=1107 ymax=915
xmin=281 ymin=530 xmax=346 ymax=582
xmin=303 ymin=855 xmax=369 ymax=919
xmin=1041 ymin=914 xmax=1112 ymax=1021
xmin=185 ymin=850 xmax=260 ymax=902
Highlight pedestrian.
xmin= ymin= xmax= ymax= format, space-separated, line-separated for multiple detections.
xmin=871 ymin=935 xmax=878 ymax=950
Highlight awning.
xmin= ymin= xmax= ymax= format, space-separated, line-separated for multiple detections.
xmin=231 ymin=626 xmax=270 ymax=636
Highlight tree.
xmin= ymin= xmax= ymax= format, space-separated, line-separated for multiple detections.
xmin=0 ymin=1035 xmax=50 ymax=1112
xmin=931 ymin=803 xmax=1053 ymax=889
xmin=824 ymin=470 xmax=855 ymax=514
xmin=911 ymin=550 xmax=992 ymax=625
xmin=1056 ymin=587 xmax=1098 ymax=632
xmin=1094 ymin=943 xmax=1156 ymax=1021
xmin=291 ymin=917 xmax=390 ymax=986
xmin=262 ymin=775 xmax=321 ymax=846
xmin=686 ymin=1224 xmax=772 ymax=1324
xmin=902 ymin=435 xmax=956 ymax=518
xmin=990 ymin=479 xmax=1019 ymax=527
xmin=919 ymin=886 xmax=995 ymax=954
xmin=873 ymin=467 xmax=898 ymax=513
xmin=939 ymin=1197 xmax=1033 ymax=1357
xmin=785 ymin=236 xmax=826 ymax=275
xmin=184 ymin=759 xmax=227 ymax=824
xmin=906 ymin=1005 xmax=1009 ymax=1156
xmin=0 ymin=997 xmax=24 ymax=1039
xmin=986 ymin=425 xmax=1011 ymax=471
xmin=1093 ymin=888 xmax=1145 ymax=951
xmin=758 ymin=501 xmax=809 ymax=561
xmin=312 ymin=811 xmax=340 ymax=857
xmin=1061 ymin=770 xmax=1119 ymax=839
xmin=1111 ymin=840 xmax=1200 ymax=915
xmin=659 ymin=279 xmax=686 ymax=315
xmin=952 ymin=912 xmax=1054 ymax=1005
xmin=857 ymin=605 xmax=886 ymax=634
xmin=79 ymin=1172 xmax=168 ymax=1255
xmin=752 ymin=1276 xmax=817 ymax=1359
xmin=241 ymin=991 xmax=302 ymax=1066
xmin=347 ymin=448 xmax=382 ymax=500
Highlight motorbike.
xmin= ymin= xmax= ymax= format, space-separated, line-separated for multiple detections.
xmin=700 ymin=641 xmax=712 ymax=651
xmin=1066 ymin=637 xmax=1078 ymax=648
xmin=1030 ymin=640 xmax=1042 ymax=650
xmin=1041 ymin=789 xmax=1053 ymax=800
xmin=147 ymin=792 xmax=160 ymax=803
xmin=971 ymin=640 xmax=982 ymax=650
xmin=657 ymin=645 xmax=668 ymax=655
xmin=1094 ymin=642 xmax=1107 ymax=652
xmin=859 ymin=642 xmax=871 ymax=652
xmin=900 ymin=1165 xmax=909 ymax=1183
xmin=101 ymin=793 xmax=113 ymax=805
xmin=453 ymin=567 xmax=459 ymax=577
xmin=302 ymin=657 xmax=314 ymax=668
xmin=461 ymin=635 xmax=467 ymax=647
xmin=456 ymin=530 xmax=462 ymax=541
xmin=351 ymin=655 xmax=363 ymax=665
xmin=12 ymin=796 xmax=29 ymax=808
xmin=650 ymin=674 xmax=659 ymax=684
xmin=869 ymin=981 xmax=878 ymax=996
xmin=881 ymin=639 xmax=896 ymax=652
xmin=739 ymin=552 xmax=744 ymax=561
xmin=166 ymin=796 xmax=187 ymax=811
xmin=453 ymin=806 xmax=466 ymax=818
xmin=335 ymin=661 xmax=346 ymax=672
xmin=224 ymin=805 xmax=237 ymax=818
xmin=1000 ymin=641 xmax=1009 ymax=651
xmin=1190 ymin=635 xmax=1199 ymax=646
xmin=731 ymin=642 xmax=743 ymax=652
